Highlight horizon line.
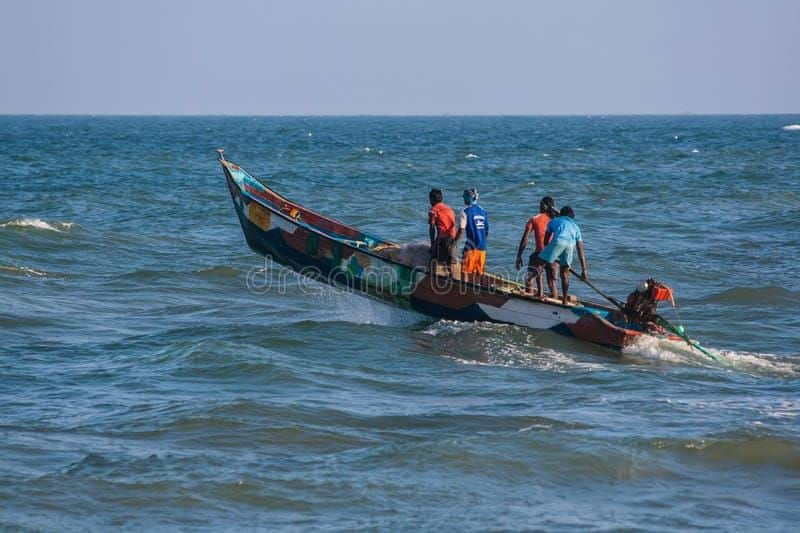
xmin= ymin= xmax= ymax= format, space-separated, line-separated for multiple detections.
xmin=1 ymin=112 xmax=799 ymax=118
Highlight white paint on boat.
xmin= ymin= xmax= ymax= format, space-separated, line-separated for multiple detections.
xmin=478 ymin=298 xmax=580 ymax=330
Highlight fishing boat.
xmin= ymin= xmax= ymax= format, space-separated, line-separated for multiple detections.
xmin=219 ymin=150 xmax=709 ymax=355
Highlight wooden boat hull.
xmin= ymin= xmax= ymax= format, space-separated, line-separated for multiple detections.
xmin=221 ymin=155 xmax=658 ymax=351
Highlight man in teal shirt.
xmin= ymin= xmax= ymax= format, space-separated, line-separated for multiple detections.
xmin=533 ymin=206 xmax=588 ymax=305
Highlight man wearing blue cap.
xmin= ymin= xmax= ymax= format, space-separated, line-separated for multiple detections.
xmin=454 ymin=188 xmax=489 ymax=280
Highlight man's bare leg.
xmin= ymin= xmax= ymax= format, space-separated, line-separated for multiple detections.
xmin=548 ymin=263 xmax=559 ymax=300
xmin=529 ymin=259 xmax=546 ymax=298
xmin=524 ymin=269 xmax=534 ymax=293
xmin=560 ymin=264 xmax=570 ymax=305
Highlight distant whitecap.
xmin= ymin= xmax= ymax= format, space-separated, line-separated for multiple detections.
xmin=691 ymin=148 xmax=699 ymax=153
xmin=542 ymin=153 xmax=550 ymax=157
xmin=782 ymin=124 xmax=800 ymax=131
xmin=674 ymin=135 xmax=679 ymax=140
xmin=0 ymin=264 xmax=48 ymax=277
xmin=378 ymin=149 xmax=384 ymax=155
xmin=363 ymin=147 xmax=371 ymax=153
xmin=465 ymin=153 xmax=478 ymax=160
xmin=307 ymin=132 xmax=313 ymax=137
xmin=0 ymin=218 xmax=75 ymax=232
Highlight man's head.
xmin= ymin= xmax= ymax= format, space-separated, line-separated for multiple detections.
xmin=560 ymin=205 xmax=575 ymax=218
xmin=463 ymin=188 xmax=479 ymax=205
xmin=429 ymin=188 xmax=443 ymax=206
xmin=539 ymin=196 xmax=555 ymax=214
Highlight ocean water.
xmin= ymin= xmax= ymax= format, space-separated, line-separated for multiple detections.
xmin=1 ymin=115 xmax=799 ymax=530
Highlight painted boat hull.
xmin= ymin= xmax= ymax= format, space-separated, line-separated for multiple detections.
xmin=221 ymin=156 xmax=657 ymax=351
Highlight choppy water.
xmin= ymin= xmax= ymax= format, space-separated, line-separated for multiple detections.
xmin=1 ymin=115 xmax=799 ymax=530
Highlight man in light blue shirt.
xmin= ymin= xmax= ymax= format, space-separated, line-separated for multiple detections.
xmin=534 ymin=206 xmax=588 ymax=305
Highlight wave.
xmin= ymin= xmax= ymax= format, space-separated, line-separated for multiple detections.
xmin=0 ymin=264 xmax=49 ymax=277
xmin=420 ymin=320 xmax=606 ymax=372
xmin=195 ymin=265 xmax=241 ymax=279
xmin=782 ymin=124 xmax=800 ymax=131
xmin=423 ymin=319 xmax=797 ymax=377
xmin=115 ymin=269 xmax=167 ymax=281
xmin=111 ymin=265 xmax=243 ymax=282
xmin=651 ymin=433 xmax=800 ymax=470
xmin=702 ymin=286 xmax=799 ymax=306
xmin=153 ymin=340 xmax=306 ymax=382
xmin=622 ymin=336 xmax=797 ymax=377
xmin=0 ymin=218 xmax=76 ymax=232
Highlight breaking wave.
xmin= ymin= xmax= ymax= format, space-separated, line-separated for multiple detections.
xmin=622 ymin=336 xmax=798 ymax=377
xmin=782 ymin=124 xmax=800 ymax=131
xmin=420 ymin=320 xmax=606 ymax=372
xmin=0 ymin=264 xmax=49 ymax=277
xmin=0 ymin=218 xmax=76 ymax=232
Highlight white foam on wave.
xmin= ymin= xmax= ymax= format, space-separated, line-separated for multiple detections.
xmin=711 ymin=348 xmax=798 ymax=377
xmin=0 ymin=264 xmax=49 ymax=277
xmin=781 ymin=124 xmax=800 ymax=131
xmin=465 ymin=153 xmax=479 ymax=160
xmin=422 ymin=320 xmax=605 ymax=372
xmin=623 ymin=336 xmax=797 ymax=377
xmin=762 ymin=399 xmax=800 ymax=420
xmin=421 ymin=319 xmax=484 ymax=337
xmin=0 ymin=218 xmax=76 ymax=232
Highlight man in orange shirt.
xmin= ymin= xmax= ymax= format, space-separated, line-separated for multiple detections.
xmin=515 ymin=196 xmax=559 ymax=298
xmin=428 ymin=188 xmax=456 ymax=276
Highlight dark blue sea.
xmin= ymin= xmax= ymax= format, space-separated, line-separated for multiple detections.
xmin=1 ymin=115 xmax=799 ymax=530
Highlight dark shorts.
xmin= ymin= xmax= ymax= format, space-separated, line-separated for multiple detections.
xmin=527 ymin=250 xmax=542 ymax=272
xmin=431 ymin=236 xmax=455 ymax=264
xmin=528 ymin=251 xmax=558 ymax=277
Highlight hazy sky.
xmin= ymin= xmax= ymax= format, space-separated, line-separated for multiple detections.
xmin=1 ymin=0 xmax=798 ymax=115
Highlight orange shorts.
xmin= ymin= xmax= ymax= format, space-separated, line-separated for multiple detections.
xmin=461 ymin=249 xmax=486 ymax=275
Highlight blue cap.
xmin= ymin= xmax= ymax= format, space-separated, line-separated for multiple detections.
xmin=463 ymin=188 xmax=479 ymax=204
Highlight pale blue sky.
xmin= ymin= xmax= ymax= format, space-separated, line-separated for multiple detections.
xmin=1 ymin=0 xmax=798 ymax=115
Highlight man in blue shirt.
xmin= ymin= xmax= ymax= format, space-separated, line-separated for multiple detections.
xmin=454 ymin=188 xmax=489 ymax=280
xmin=533 ymin=206 xmax=588 ymax=304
